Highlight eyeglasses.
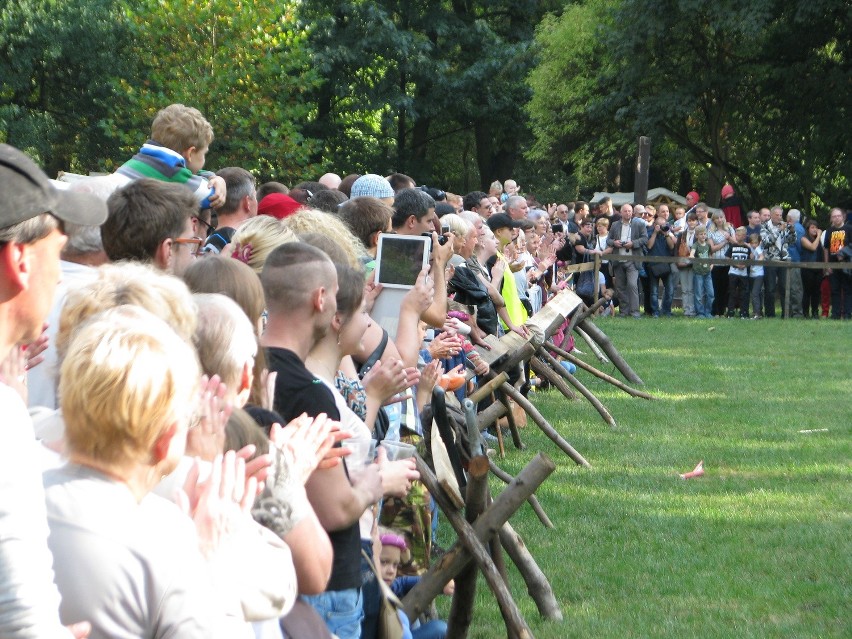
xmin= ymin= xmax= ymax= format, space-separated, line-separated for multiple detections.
xmin=173 ymin=237 xmax=204 ymax=256
xmin=193 ymin=216 xmax=216 ymax=238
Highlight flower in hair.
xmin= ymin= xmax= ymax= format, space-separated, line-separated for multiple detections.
xmin=232 ymin=242 xmax=253 ymax=265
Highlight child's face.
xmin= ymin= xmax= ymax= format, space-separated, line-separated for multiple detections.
xmin=379 ymin=545 xmax=401 ymax=585
xmin=736 ymin=229 xmax=746 ymax=242
xmin=604 ymin=290 xmax=613 ymax=301
xmin=687 ymin=217 xmax=697 ymax=228
xmin=695 ymin=231 xmax=707 ymax=242
xmin=185 ymin=145 xmax=208 ymax=173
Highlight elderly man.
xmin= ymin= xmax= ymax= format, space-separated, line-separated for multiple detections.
xmin=760 ymin=205 xmax=796 ymax=318
xmin=505 ymin=194 xmax=529 ymax=221
xmin=0 ymin=144 xmax=107 ymax=638
xmin=606 ymin=203 xmax=648 ymax=318
xmin=203 ymin=166 xmax=258 ymax=254
xmin=785 ymin=208 xmax=806 ymax=318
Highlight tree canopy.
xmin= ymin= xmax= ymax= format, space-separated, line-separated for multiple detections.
xmin=1 ymin=0 xmax=847 ymax=212
xmin=527 ymin=0 xmax=850 ymax=211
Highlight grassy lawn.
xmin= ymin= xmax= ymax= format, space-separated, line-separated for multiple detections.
xmin=438 ymin=317 xmax=851 ymax=638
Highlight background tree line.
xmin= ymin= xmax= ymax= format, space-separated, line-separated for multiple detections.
xmin=1 ymin=0 xmax=847 ymax=216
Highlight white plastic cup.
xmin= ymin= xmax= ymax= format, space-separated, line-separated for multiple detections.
xmin=379 ymin=439 xmax=416 ymax=461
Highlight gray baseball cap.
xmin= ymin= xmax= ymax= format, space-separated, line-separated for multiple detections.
xmin=0 ymin=144 xmax=108 ymax=229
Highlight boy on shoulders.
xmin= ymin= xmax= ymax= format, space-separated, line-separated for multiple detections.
xmin=116 ymin=103 xmax=226 ymax=209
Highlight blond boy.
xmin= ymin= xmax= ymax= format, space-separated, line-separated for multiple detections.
xmin=116 ymin=104 xmax=226 ymax=208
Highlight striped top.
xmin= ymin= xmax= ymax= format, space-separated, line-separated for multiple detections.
xmin=116 ymin=141 xmax=214 ymax=209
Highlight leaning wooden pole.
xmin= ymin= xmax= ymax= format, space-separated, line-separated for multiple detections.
xmin=530 ymin=356 xmax=578 ymax=401
xmin=501 ymin=383 xmax=591 ymax=468
xmin=413 ymin=457 xmax=533 ymax=639
xmin=537 ymin=349 xmax=618 ymax=428
xmin=447 ymin=455 xmax=490 ymax=638
xmin=574 ymin=325 xmax=609 ymax=363
xmin=488 ymin=460 xmax=553 ymax=529
xmin=545 ymin=342 xmax=654 ymax=400
xmin=577 ymin=318 xmax=644 ymax=384
xmin=403 ymin=453 xmax=556 ymax=624
xmin=499 ymin=522 xmax=563 ymax=621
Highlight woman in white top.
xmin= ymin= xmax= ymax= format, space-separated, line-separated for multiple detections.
xmin=593 ymin=217 xmax=613 ymax=289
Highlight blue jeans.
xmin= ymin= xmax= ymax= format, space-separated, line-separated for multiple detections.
xmin=649 ymin=271 xmax=674 ymax=315
xmin=694 ymin=273 xmax=714 ymax=318
xmin=303 ymin=588 xmax=363 ymax=639
xmin=412 ymin=619 xmax=448 ymax=639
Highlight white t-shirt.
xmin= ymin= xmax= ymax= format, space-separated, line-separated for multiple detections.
xmin=0 ymin=384 xmax=69 ymax=638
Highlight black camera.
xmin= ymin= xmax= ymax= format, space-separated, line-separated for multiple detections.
xmin=661 ymin=224 xmax=670 ymax=232
xmin=422 ymin=232 xmax=449 ymax=246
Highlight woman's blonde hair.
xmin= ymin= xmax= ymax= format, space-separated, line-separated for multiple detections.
xmin=283 ymin=208 xmax=367 ymax=268
xmin=440 ymin=213 xmax=472 ymax=240
xmin=710 ymin=212 xmax=730 ymax=233
xmin=231 ymin=215 xmax=297 ymax=274
xmin=61 ymin=306 xmax=199 ymax=467
xmin=192 ymin=294 xmax=258 ymax=403
xmin=57 ymin=263 xmax=197 ymax=363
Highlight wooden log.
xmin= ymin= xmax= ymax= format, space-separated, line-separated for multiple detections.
xmin=491 ymin=394 xmax=507 ymax=457
xmin=500 ymin=383 xmax=591 ymax=468
xmin=577 ymin=318 xmax=644 ymax=385
xmin=489 ymin=459 xmax=553 ymax=529
xmin=468 ymin=371 xmax=509 ymax=404
xmin=410 ymin=457 xmax=534 ymax=639
xmin=538 ymin=349 xmax=617 ymax=428
xmin=499 ymin=522 xmax=563 ymax=621
xmin=447 ymin=455 xmax=490 ymax=638
xmin=574 ymin=325 xmax=609 ymax=363
xmin=476 ymin=400 xmax=508 ymax=432
xmin=525 ymin=288 xmax=583 ymax=338
xmin=496 ymin=388 xmax=524 ymax=450
xmin=530 ymin=356 xmax=577 ymax=401
xmin=574 ymin=295 xmax=609 ymax=325
xmin=487 ymin=491 xmax=510 ymax=585
xmin=403 ymin=453 xmax=556 ymax=626
xmin=545 ymin=342 xmax=654 ymax=400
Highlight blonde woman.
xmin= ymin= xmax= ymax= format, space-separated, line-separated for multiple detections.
xmin=708 ymin=210 xmax=735 ymax=316
xmin=229 ymin=215 xmax=297 ymax=273
xmin=46 ymin=307 xmax=260 ymax=637
xmin=284 ymin=208 xmax=367 ymax=268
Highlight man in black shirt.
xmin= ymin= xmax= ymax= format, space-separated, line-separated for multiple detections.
xmin=261 ymin=243 xmax=383 ymax=638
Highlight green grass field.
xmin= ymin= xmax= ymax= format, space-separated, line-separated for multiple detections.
xmin=439 ymin=317 xmax=851 ymax=638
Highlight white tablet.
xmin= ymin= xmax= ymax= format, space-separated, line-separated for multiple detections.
xmin=374 ymin=234 xmax=431 ymax=289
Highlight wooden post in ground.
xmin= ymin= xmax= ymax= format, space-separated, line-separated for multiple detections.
xmin=403 ymin=454 xmax=555 ymax=625
xmin=577 ymin=318 xmax=644 ymax=384
xmin=408 ymin=456 xmax=539 ymax=639
xmin=499 ymin=522 xmax=563 ymax=621
xmin=447 ymin=454 xmax=490 ymax=638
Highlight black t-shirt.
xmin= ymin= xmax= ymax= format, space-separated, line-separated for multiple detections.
xmin=266 ymin=347 xmax=361 ymax=592
xmin=823 ymin=225 xmax=850 ymax=263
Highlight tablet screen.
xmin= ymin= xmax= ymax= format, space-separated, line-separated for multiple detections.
xmin=376 ymin=235 xmax=429 ymax=288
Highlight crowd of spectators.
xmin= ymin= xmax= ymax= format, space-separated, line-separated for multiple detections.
xmin=2 ymin=103 xmax=850 ymax=639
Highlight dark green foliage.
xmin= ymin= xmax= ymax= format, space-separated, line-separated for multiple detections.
xmin=528 ymin=0 xmax=850 ymax=214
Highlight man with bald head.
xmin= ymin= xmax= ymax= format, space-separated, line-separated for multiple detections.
xmin=606 ymin=203 xmax=648 ymax=318
xmin=261 ymin=242 xmax=384 ymax=637
xmin=319 ymin=173 xmax=342 ymax=190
